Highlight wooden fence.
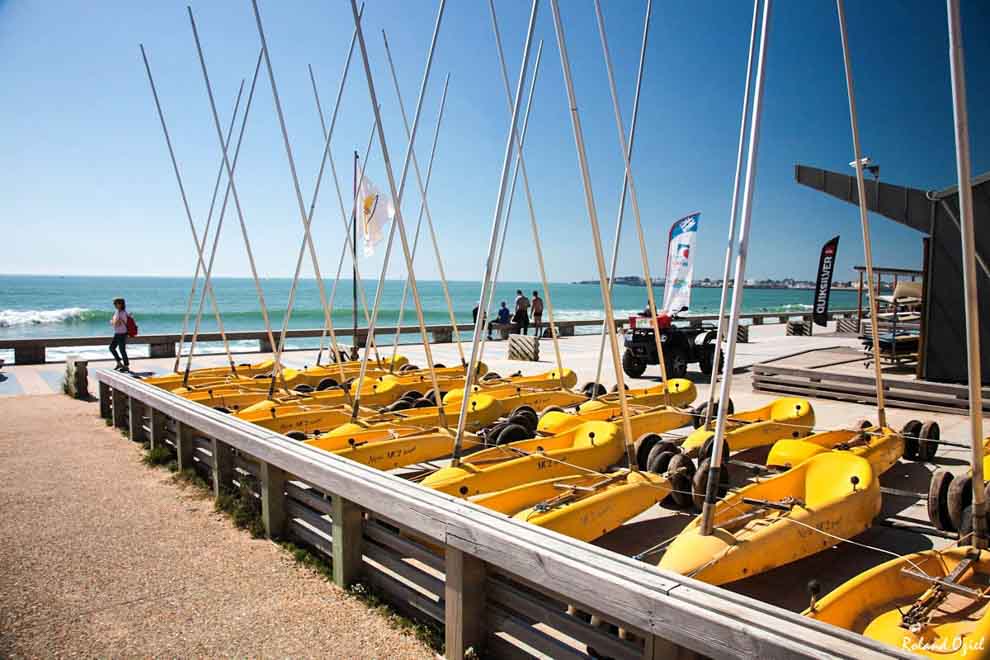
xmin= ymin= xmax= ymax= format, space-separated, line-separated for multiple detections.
xmin=94 ymin=366 xmax=901 ymax=659
xmin=3 ymin=310 xmax=854 ymax=365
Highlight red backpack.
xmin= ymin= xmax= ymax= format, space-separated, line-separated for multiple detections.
xmin=125 ymin=314 xmax=139 ymax=337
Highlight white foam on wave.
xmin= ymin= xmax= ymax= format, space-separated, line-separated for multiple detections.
xmin=0 ymin=307 xmax=94 ymax=328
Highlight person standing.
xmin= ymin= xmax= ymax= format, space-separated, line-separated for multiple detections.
xmin=109 ymin=298 xmax=131 ymax=372
xmin=531 ymin=290 xmax=544 ymax=338
xmin=513 ymin=289 xmax=530 ymax=335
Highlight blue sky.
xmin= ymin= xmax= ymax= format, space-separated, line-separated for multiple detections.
xmin=1 ymin=1 xmax=987 ymax=283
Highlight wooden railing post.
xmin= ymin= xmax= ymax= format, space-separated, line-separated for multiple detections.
xmin=259 ymin=462 xmax=288 ymax=539
xmin=148 ymin=409 xmax=167 ymax=452
xmin=643 ymin=634 xmax=704 ymax=660
xmin=444 ymin=548 xmax=486 ymax=660
xmin=111 ymin=389 xmax=127 ymax=430
xmin=176 ymin=423 xmax=195 ymax=472
xmin=331 ymin=495 xmax=363 ymax=588
xmin=210 ymin=438 xmax=235 ymax=498
xmin=128 ymin=398 xmax=147 ymax=444
xmin=99 ymin=381 xmax=112 ymax=419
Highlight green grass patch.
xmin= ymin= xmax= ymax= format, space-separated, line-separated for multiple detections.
xmin=142 ymin=443 xmax=174 ymax=467
xmin=172 ymin=467 xmax=211 ymax=492
xmin=215 ymin=479 xmax=265 ymax=539
xmin=275 ymin=541 xmax=444 ymax=654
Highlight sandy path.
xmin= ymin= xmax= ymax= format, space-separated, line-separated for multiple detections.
xmin=0 ymin=394 xmax=432 ymax=659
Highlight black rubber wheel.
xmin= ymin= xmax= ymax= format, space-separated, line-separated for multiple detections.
xmin=433 ymin=363 xmax=446 ymax=369
xmin=691 ymin=457 xmax=730 ymax=512
xmin=959 ymin=484 xmax=990 ymax=537
xmin=539 ymin=405 xmax=566 ymax=419
xmin=412 ymin=398 xmax=434 ymax=409
xmin=919 ymin=421 xmax=941 ymax=461
xmin=690 ymin=399 xmax=736 ymax=428
xmin=482 ymin=372 xmax=502 ymax=382
xmin=698 ymin=435 xmax=730 ymax=463
xmin=399 ymin=363 xmax=418 ymax=373
xmin=947 ymin=473 xmax=973 ymax=533
xmin=294 ymin=384 xmax=314 ymax=393
xmin=901 ymin=420 xmax=922 ymax=460
xmin=644 ymin=441 xmax=680 ymax=474
xmin=401 ymin=390 xmax=423 ymax=402
xmin=634 ymin=433 xmax=664 ymax=471
xmin=647 ymin=450 xmax=677 ymax=476
xmin=316 ymin=378 xmax=338 ymax=391
xmin=495 ymin=423 xmax=530 ymax=446
xmin=213 ymin=406 xmax=231 ymax=414
xmin=286 ymin=431 xmax=307 ymax=441
xmin=507 ymin=414 xmax=537 ymax=435
xmin=663 ymin=345 xmax=690 ymax=379
xmin=621 ymin=350 xmax=647 ymax=378
xmin=388 ymin=399 xmax=412 ymax=412
xmin=927 ymin=469 xmax=955 ymax=532
xmin=509 ymin=407 xmax=539 ymax=433
xmin=253 ymin=373 xmax=273 ymax=379
xmin=580 ymin=382 xmax=607 ymax=398
xmin=611 ymin=383 xmax=629 ymax=392
xmin=667 ymin=453 xmax=697 ymax=508
xmin=698 ymin=342 xmax=724 ymax=376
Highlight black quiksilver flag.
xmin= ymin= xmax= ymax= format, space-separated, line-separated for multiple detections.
xmin=813 ymin=236 xmax=840 ymax=327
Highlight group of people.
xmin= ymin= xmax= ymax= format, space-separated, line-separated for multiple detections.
xmin=473 ymin=290 xmax=545 ymax=339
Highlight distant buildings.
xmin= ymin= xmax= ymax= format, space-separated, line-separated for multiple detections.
xmin=574 ymin=276 xmax=875 ymax=290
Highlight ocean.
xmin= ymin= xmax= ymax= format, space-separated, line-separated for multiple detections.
xmin=0 ymin=275 xmax=858 ymax=361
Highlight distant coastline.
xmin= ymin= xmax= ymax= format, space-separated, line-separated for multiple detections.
xmin=572 ymin=276 xmax=876 ymax=291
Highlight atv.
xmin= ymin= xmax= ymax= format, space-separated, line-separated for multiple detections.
xmin=621 ymin=309 xmax=722 ymax=379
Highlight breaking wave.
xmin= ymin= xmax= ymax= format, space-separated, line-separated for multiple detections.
xmin=0 ymin=307 xmax=99 ymax=328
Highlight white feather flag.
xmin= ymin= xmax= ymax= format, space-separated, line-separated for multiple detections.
xmin=356 ymin=175 xmax=394 ymax=257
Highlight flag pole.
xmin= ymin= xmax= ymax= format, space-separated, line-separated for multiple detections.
xmin=699 ymin=0 xmax=772 ymax=537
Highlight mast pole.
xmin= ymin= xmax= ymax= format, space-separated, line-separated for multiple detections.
xmin=353 ymin=150 xmax=359 ymax=360
xmin=550 ymin=0 xmax=637 ymax=470
xmin=946 ymin=0 xmax=986 ymax=548
xmin=703 ymin=0 xmax=760 ymax=425
xmin=699 ymin=0 xmax=772 ymax=537
xmin=836 ymin=0 xmax=887 ymax=429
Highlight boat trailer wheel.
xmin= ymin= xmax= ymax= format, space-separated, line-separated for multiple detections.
xmin=285 ymin=431 xmax=307 ymax=441
xmin=643 ymin=440 xmax=680 ymax=473
xmin=901 ymin=419 xmax=923 ymax=460
xmin=919 ymin=421 xmax=940 ymax=461
xmin=666 ymin=453 xmax=696 ymax=509
xmin=633 ymin=433 xmax=664 ymax=470
xmin=316 ymin=378 xmax=338 ymax=391
xmin=495 ymin=423 xmax=530 ymax=446
xmin=691 ymin=457 xmax=731 ymax=512
xmin=947 ymin=473 xmax=973 ymax=533
xmin=698 ymin=435 xmax=730 ymax=463
xmin=927 ymin=469 xmax=955 ymax=532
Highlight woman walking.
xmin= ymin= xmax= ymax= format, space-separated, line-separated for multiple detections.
xmin=109 ymin=298 xmax=131 ymax=372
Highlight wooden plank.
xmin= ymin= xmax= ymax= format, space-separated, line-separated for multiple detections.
xmin=488 ymin=576 xmax=641 ymax=660
xmin=210 ymin=438 xmax=235 ymax=499
xmin=259 ymin=461 xmax=288 ymax=539
xmin=488 ymin=606 xmax=587 ymax=660
xmin=366 ymin=566 xmax=444 ymax=624
xmin=175 ymin=423 xmax=194 ymax=472
xmin=111 ymin=389 xmax=127 ymax=430
xmin=94 ymin=368 xmax=906 ymax=660
xmin=364 ymin=519 xmax=444 ymax=573
xmin=232 ymin=452 xmax=259 ymax=478
xmin=445 ymin=548 xmax=486 ymax=660
xmin=753 ymin=373 xmax=976 ymax=415
xmin=148 ymin=408 xmax=167 ymax=452
xmin=99 ymin=381 xmax=111 ymax=419
xmin=128 ymin=397 xmax=147 ymax=444
xmin=286 ymin=517 xmax=333 ymax=558
xmin=285 ymin=480 xmax=332 ymax=515
xmin=364 ymin=539 xmax=444 ymax=598
xmin=284 ymin=495 xmax=332 ymax=536
xmin=332 ymin=496 xmax=363 ymax=588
